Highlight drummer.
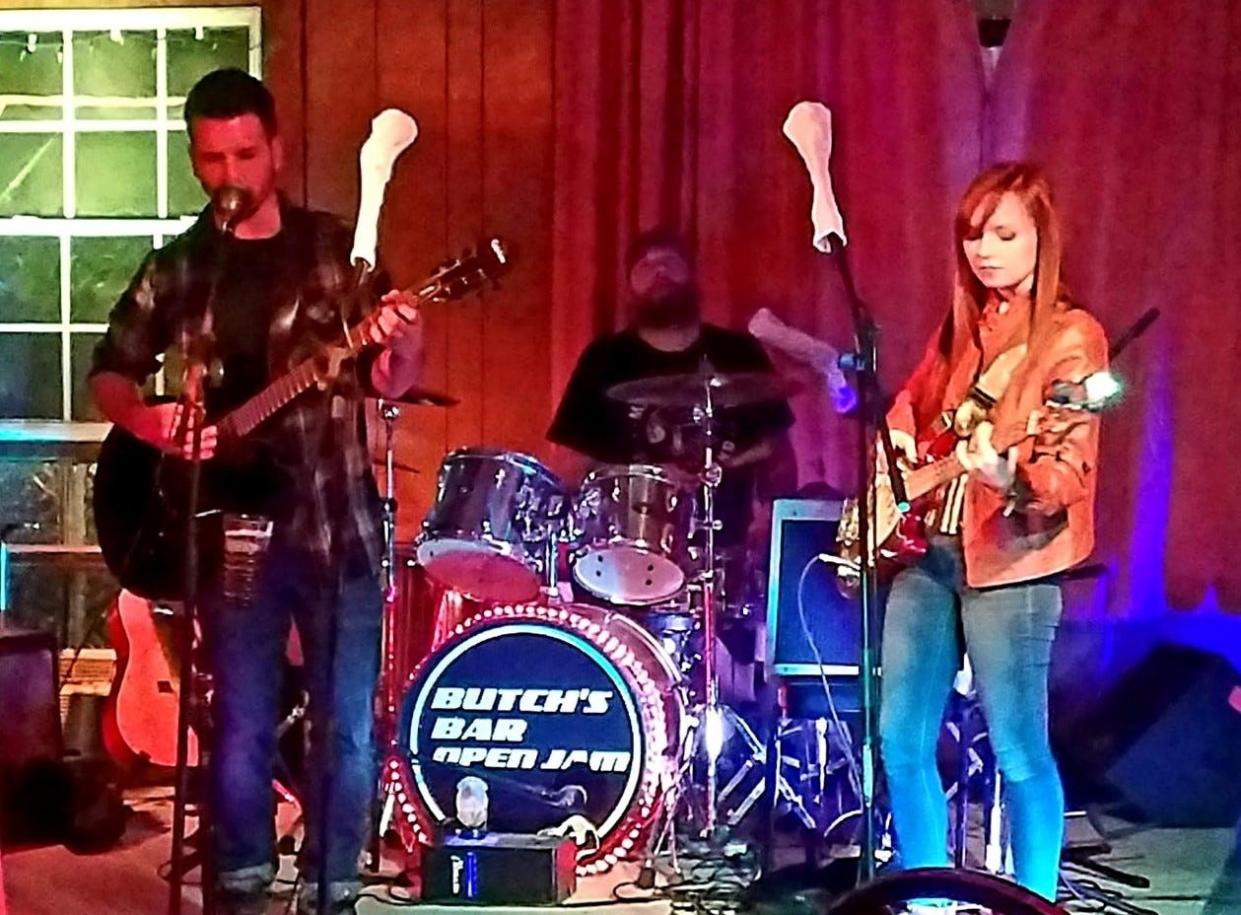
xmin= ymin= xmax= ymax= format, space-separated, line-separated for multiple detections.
xmin=548 ymin=227 xmax=796 ymax=549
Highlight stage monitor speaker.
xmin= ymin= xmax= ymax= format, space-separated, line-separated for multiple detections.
xmin=1083 ymin=644 xmax=1241 ymax=828
xmin=0 ymin=626 xmax=62 ymax=771
xmin=0 ymin=626 xmax=66 ymax=843
xmin=766 ymin=499 xmax=860 ymax=682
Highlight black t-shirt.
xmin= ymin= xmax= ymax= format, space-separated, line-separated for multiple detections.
xmin=547 ymin=324 xmax=794 ymax=542
xmin=204 ymin=233 xmax=295 ymax=518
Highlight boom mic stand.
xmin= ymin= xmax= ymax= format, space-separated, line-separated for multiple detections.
xmin=169 ymin=189 xmax=243 ymax=915
xmin=829 ymin=242 xmax=908 ymax=883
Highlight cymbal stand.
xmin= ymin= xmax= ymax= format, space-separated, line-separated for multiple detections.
xmin=377 ymin=400 xmax=402 ymax=747
xmin=688 ymin=374 xmax=726 ymax=836
xmin=538 ymin=506 xmax=564 ymax=601
xmin=373 ymin=401 xmax=403 ymax=851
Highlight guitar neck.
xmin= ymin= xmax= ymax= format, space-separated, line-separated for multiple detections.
xmin=206 ymin=237 xmax=506 ymax=441
xmin=902 ymin=420 xmax=1029 ymax=501
xmin=215 ymin=307 xmax=384 ymax=439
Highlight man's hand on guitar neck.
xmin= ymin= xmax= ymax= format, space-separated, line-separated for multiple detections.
xmin=367 ymin=289 xmax=426 ymax=399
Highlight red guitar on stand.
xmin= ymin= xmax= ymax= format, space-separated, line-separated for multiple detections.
xmin=101 ymin=589 xmax=200 ymax=770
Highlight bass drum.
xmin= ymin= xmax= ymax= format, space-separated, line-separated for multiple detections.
xmin=391 ymin=602 xmax=685 ymax=874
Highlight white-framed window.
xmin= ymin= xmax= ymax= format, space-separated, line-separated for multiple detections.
xmin=0 ymin=7 xmax=262 ymax=428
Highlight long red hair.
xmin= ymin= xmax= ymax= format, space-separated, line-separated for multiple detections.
xmin=916 ymin=162 xmax=1075 ymax=422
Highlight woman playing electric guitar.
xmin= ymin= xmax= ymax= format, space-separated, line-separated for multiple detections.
xmin=877 ymin=162 xmax=1108 ymax=901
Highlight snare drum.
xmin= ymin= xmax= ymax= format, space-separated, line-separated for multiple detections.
xmin=570 ymin=464 xmax=695 ymax=605
xmin=416 ymin=449 xmax=566 ymax=603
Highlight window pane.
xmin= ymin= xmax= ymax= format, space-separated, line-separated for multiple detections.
xmin=4 ymin=565 xmax=116 ymax=646
xmin=76 ymin=132 xmax=156 ymax=216
xmin=85 ymin=460 xmax=97 ymax=544
xmin=0 ymin=459 xmax=62 ymax=542
xmin=0 ymin=236 xmax=61 ymax=323
xmin=73 ymin=30 xmax=157 ymax=120
xmin=0 ymin=333 xmax=62 ymax=418
xmin=0 ymin=31 xmax=64 ymax=121
xmin=0 ymin=134 xmax=63 ymax=216
xmin=70 ymin=235 xmax=151 ymax=323
xmin=167 ymin=27 xmax=251 ymax=110
xmin=167 ymin=131 xmax=206 ymax=216
xmin=70 ymin=332 xmax=104 ymax=421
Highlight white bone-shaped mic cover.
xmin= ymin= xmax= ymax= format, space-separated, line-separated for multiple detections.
xmin=351 ymin=108 xmax=419 ymax=271
xmin=782 ymin=101 xmax=847 ymax=253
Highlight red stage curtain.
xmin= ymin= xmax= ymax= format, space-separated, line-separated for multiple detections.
xmin=988 ymin=0 xmax=1241 ymax=615
xmin=551 ymin=0 xmax=985 ymax=494
xmin=550 ymin=0 xmax=1241 ymax=617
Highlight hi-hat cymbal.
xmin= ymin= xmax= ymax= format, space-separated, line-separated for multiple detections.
xmin=606 ymin=371 xmax=800 ymax=409
xmin=385 ymin=385 xmax=459 ymax=408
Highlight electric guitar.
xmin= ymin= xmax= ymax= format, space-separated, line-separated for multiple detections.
xmin=93 ymin=239 xmax=509 ymax=601
xmin=835 ymin=374 xmax=1120 ymax=578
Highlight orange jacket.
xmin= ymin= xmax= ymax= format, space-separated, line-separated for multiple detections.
xmin=888 ymin=309 xmax=1109 ymax=588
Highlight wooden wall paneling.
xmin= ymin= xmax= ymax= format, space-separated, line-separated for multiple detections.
xmin=303 ymin=0 xmax=377 ymax=217
xmin=375 ymin=0 xmax=452 ymax=536
xmin=442 ymin=0 xmax=486 ymax=452
xmin=264 ymin=0 xmax=306 ymax=204
xmin=479 ymin=0 xmax=554 ymax=461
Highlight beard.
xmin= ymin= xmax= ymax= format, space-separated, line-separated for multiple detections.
xmin=632 ymin=282 xmax=701 ymax=329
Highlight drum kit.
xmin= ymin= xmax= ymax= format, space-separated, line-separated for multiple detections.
xmin=372 ymin=367 xmax=800 ymax=875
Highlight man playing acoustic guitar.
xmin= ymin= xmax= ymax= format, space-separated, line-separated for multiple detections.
xmin=89 ymin=69 xmax=424 ymax=915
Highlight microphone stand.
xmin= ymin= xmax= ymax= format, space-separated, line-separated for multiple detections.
xmin=830 ymin=242 xmax=907 ymax=884
xmin=316 ymin=257 xmax=375 ymax=915
xmin=169 ymin=215 xmax=234 ymax=915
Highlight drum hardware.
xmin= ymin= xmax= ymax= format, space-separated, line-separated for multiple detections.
xmin=605 ymin=367 xmax=813 ymax=844
xmin=388 ymin=384 xmax=460 ymax=408
xmin=372 ymin=399 xmax=404 ymax=863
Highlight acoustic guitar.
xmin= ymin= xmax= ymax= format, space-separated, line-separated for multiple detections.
xmin=93 ymin=239 xmax=508 ymax=601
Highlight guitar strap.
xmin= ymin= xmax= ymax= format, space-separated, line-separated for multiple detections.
xmin=950 ymin=343 xmax=1029 ymax=438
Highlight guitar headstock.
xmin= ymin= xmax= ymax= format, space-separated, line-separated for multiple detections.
xmin=425 ymin=238 xmax=510 ymax=302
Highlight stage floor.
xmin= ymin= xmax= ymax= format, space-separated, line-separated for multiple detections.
xmin=2 ymin=789 xmax=1238 ymax=914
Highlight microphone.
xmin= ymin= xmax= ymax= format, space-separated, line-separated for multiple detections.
xmin=213 ymin=186 xmax=247 ymax=235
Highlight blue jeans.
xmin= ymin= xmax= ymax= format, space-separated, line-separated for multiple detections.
xmin=205 ymin=538 xmax=382 ymax=901
xmin=879 ymin=536 xmax=1064 ymax=900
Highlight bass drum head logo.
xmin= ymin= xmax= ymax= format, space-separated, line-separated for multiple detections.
xmin=404 ymin=622 xmax=645 ymax=841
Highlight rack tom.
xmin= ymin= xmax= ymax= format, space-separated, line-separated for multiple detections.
xmin=571 ymin=464 xmax=695 ymax=605
xmin=416 ymin=448 xmax=566 ymax=603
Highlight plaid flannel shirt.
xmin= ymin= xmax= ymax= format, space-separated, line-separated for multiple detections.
xmin=90 ymin=198 xmax=385 ymax=575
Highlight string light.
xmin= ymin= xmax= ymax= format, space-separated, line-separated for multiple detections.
xmin=109 ymin=27 xmax=123 ymax=44
xmin=194 ymin=26 xmax=205 ymax=41
xmin=26 ymin=33 xmax=36 ymax=54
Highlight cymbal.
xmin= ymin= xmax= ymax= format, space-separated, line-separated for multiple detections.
xmin=372 ymin=457 xmax=420 ymax=474
xmin=606 ymin=371 xmax=800 ymax=409
xmin=385 ymin=385 xmax=459 ymax=408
